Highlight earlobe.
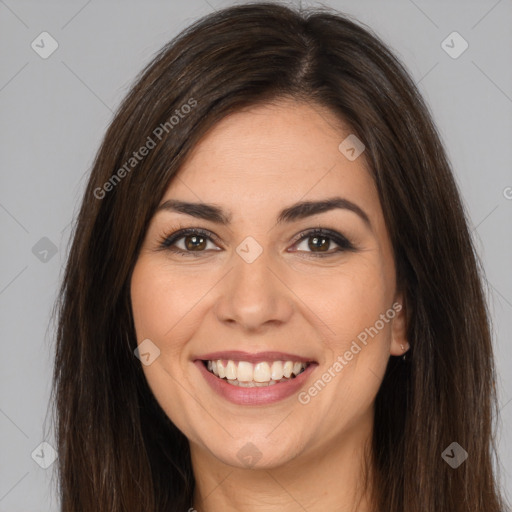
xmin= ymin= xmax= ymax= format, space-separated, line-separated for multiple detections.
xmin=389 ymin=296 xmax=409 ymax=356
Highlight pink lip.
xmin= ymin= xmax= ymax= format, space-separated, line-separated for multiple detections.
xmin=194 ymin=351 xmax=315 ymax=364
xmin=193 ymin=359 xmax=318 ymax=406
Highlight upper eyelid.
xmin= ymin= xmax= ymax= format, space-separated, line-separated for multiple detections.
xmin=159 ymin=227 xmax=222 ymax=247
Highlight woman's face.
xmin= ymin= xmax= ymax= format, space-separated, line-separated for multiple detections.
xmin=130 ymin=100 xmax=407 ymax=469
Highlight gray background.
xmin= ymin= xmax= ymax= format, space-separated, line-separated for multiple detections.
xmin=0 ymin=0 xmax=511 ymax=510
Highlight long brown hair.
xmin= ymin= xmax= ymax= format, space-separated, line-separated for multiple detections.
xmin=49 ymin=3 xmax=507 ymax=511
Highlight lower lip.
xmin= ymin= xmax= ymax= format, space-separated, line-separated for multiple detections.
xmin=194 ymin=360 xmax=317 ymax=406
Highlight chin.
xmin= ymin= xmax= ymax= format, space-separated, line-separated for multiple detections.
xmin=204 ymin=432 xmax=306 ymax=471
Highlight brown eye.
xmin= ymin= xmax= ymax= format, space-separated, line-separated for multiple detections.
xmin=295 ymin=234 xmax=335 ymax=253
xmin=159 ymin=228 xmax=221 ymax=256
xmin=308 ymin=235 xmax=330 ymax=252
xmin=291 ymin=228 xmax=355 ymax=257
xmin=184 ymin=234 xmax=207 ymax=251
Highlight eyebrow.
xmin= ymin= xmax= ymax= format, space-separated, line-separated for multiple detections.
xmin=156 ymin=197 xmax=371 ymax=228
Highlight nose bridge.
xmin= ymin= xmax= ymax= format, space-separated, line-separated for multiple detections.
xmin=215 ymin=244 xmax=293 ymax=330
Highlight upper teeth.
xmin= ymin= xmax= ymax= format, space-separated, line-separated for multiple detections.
xmin=207 ymin=360 xmax=307 ymax=382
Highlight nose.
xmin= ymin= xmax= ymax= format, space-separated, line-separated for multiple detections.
xmin=214 ymin=249 xmax=294 ymax=332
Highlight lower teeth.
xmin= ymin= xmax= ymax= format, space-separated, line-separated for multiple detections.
xmin=225 ymin=377 xmax=292 ymax=387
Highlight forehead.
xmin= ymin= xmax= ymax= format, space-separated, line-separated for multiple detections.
xmin=163 ymin=100 xmax=380 ymax=224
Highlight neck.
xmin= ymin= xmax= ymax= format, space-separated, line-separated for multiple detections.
xmin=190 ymin=411 xmax=374 ymax=512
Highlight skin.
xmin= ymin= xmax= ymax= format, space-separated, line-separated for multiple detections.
xmin=130 ymin=99 xmax=409 ymax=512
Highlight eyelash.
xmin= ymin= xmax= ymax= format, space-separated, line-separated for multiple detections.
xmin=157 ymin=225 xmax=356 ymax=258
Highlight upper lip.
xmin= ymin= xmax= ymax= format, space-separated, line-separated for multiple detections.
xmin=195 ymin=351 xmax=316 ymax=364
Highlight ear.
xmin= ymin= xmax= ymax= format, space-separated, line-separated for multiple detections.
xmin=389 ymin=293 xmax=409 ymax=356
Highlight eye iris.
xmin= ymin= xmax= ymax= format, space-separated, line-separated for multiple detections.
xmin=309 ymin=236 xmax=329 ymax=252
xmin=185 ymin=235 xmax=207 ymax=251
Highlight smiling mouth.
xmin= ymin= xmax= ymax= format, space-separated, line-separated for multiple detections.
xmin=202 ymin=359 xmax=310 ymax=387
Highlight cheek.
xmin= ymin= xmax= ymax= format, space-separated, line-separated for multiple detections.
xmin=298 ymin=256 xmax=395 ymax=419
xmin=130 ymin=258 xmax=212 ymax=344
xmin=302 ymin=269 xmax=395 ymax=431
xmin=299 ymin=257 xmax=393 ymax=351
xmin=130 ymin=259 xmax=209 ymax=438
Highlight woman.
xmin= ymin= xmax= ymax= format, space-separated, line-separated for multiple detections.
xmin=51 ymin=2 xmax=507 ymax=511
